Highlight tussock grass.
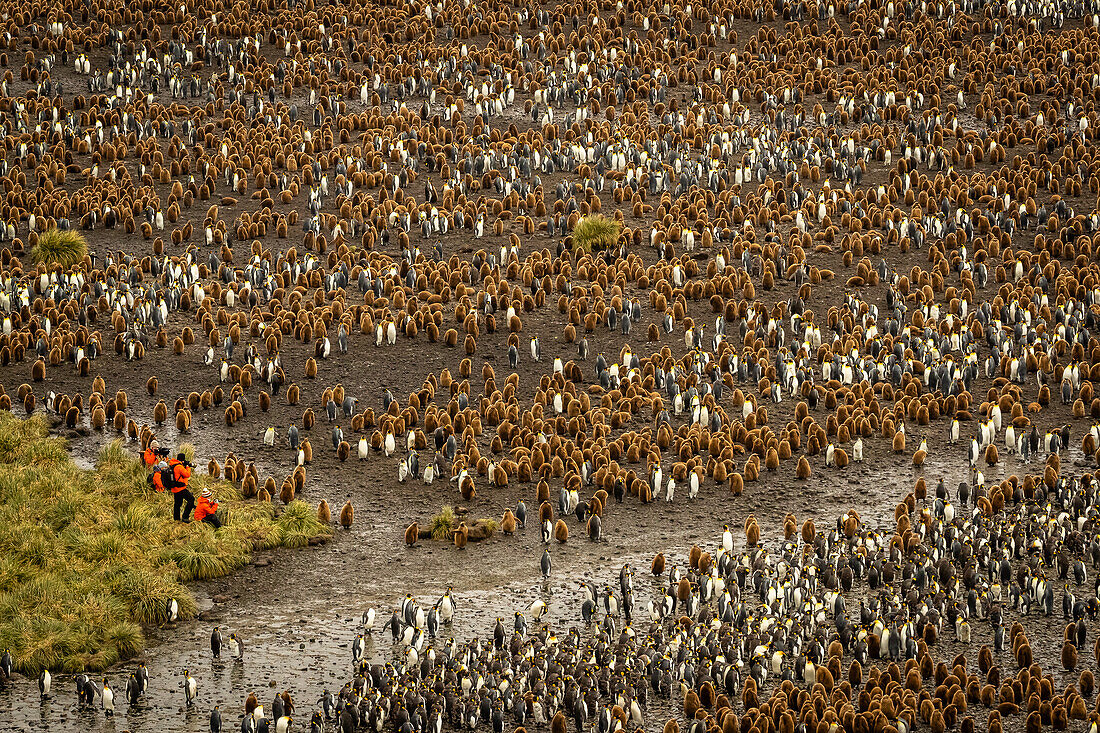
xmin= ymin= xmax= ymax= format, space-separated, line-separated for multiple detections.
xmin=162 ymin=528 xmax=250 ymax=582
xmin=276 ymin=500 xmax=330 ymax=548
xmin=30 ymin=228 xmax=87 ymax=270
xmin=0 ymin=414 xmax=332 ymax=675
xmin=430 ymin=505 xmax=456 ymax=540
xmin=97 ymin=439 xmax=136 ymax=472
xmin=428 ymin=507 xmax=500 ymax=540
xmin=572 ymin=214 xmax=621 ymax=254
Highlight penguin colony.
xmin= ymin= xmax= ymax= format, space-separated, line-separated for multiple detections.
xmin=42 ymin=495 xmax=1100 ymax=733
xmin=6 ymin=0 xmax=1100 ymax=731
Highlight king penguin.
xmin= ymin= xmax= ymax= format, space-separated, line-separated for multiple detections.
xmin=101 ymin=677 xmax=114 ymax=716
xmin=182 ymin=669 xmax=197 ymax=706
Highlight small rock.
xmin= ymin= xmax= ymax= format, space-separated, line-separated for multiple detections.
xmin=212 ymin=594 xmax=231 ymax=604
xmin=253 ymin=558 xmax=272 ymax=567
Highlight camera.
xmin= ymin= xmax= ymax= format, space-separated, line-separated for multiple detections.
xmin=155 ymin=447 xmax=171 ymax=457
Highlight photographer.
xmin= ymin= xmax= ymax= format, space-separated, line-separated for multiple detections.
xmin=170 ymin=453 xmax=196 ymax=522
xmin=193 ymin=488 xmax=222 ymax=529
xmin=142 ymin=439 xmax=160 ymax=468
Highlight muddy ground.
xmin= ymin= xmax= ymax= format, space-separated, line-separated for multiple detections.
xmin=0 ymin=2 xmax=1095 ymax=733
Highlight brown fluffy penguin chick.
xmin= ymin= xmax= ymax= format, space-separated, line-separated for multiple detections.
xmin=405 ymin=522 xmax=419 ymax=547
xmin=501 ymin=509 xmax=517 ymax=535
xmin=978 ymin=645 xmax=993 ymax=673
xmin=1024 ymin=711 xmax=1042 ymax=733
xmin=1016 ymin=641 xmax=1032 ymax=667
xmin=652 ymin=552 xmax=665 ymax=576
xmin=454 ymin=522 xmax=469 ymax=549
xmin=746 ymin=519 xmax=760 ymax=546
xmin=460 ymin=474 xmax=476 ymax=501
xmin=339 ymin=501 xmax=354 ymax=529
xmin=783 ymin=514 xmax=797 ymax=539
xmin=1063 ymin=642 xmax=1078 ymax=671
xmin=554 ymin=519 xmax=568 ymax=543
xmin=677 ymin=578 xmax=691 ymax=604
xmin=1079 ymin=669 xmax=1094 ymax=697
xmin=929 ymin=710 xmax=946 ymax=733
xmin=551 ymin=712 xmax=567 ymax=733
xmin=684 ymin=690 xmax=700 ymax=719
xmin=698 ymin=681 xmax=715 ymax=710
xmin=317 ymin=500 xmax=331 ymax=523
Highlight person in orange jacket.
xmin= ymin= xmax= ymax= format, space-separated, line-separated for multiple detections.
xmin=142 ymin=439 xmax=160 ymax=468
xmin=150 ymin=461 xmax=168 ymax=492
xmin=193 ymin=488 xmax=222 ymax=528
xmin=171 ymin=453 xmax=195 ymax=522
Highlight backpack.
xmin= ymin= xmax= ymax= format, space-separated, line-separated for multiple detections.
xmin=160 ymin=465 xmax=179 ymax=491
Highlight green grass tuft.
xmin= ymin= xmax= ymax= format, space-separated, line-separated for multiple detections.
xmin=0 ymin=413 xmax=330 ymax=674
xmin=572 ymin=214 xmax=621 ymax=254
xmin=275 ymin=500 xmax=331 ymax=548
xmin=30 ymin=228 xmax=87 ymax=270
xmin=166 ymin=533 xmax=247 ymax=581
xmin=430 ymin=505 xmax=456 ymax=540
xmin=96 ymin=439 xmax=132 ymax=470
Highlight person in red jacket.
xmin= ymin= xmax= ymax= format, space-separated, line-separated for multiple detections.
xmin=171 ymin=453 xmax=195 ymax=522
xmin=193 ymin=489 xmax=221 ymax=528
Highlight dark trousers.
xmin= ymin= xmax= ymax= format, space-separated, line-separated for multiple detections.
xmin=173 ymin=489 xmax=195 ymax=521
xmin=201 ymin=514 xmax=222 ymax=529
